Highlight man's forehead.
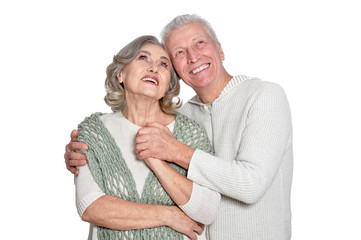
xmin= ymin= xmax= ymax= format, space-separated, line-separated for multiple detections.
xmin=167 ymin=24 xmax=210 ymax=50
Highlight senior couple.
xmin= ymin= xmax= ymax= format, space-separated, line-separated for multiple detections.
xmin=65 ymin=14 xmax=293 ymax=240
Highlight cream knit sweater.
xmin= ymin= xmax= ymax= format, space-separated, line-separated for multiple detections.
xmin=179 ymin=75 xmax=293 ymax=240
xmin=76 ymin=112 xmax=220 ymax=240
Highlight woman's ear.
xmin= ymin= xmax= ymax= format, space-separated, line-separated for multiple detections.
xmin=117 ymin=71 xmax=123 ymax=84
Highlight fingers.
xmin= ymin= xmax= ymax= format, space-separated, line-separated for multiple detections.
xmin=68 ymin=166 xmax=79 ymax=176
xmin=64 ymin=151 xmax=87 ymax=165
xmin=136 ymin=149 xmax=152 ymax=160
xmin=187 ymin=232 xmax=197 ymax=240
xmin=69 ymin=141 xmax=88 ymax=151
xmin=193 ymin=223 xmax=204 ymax=236
xmin=64 ymin=140 xmax=87 ymax=175
xmin=69 ymin=159 xmax=87 ymax=167
xmin=186 ymin=224 xmax=202 ymax=240
xmin=70 ymin=129 xmax=79 ymax=141
xmin=69 ymin=151 xmax=87 ymax=161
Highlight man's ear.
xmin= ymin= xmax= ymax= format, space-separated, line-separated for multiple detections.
xmin=217 ymin=42 xmax=225 ymax=61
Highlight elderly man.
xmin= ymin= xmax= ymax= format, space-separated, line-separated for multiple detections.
xmin=66 ymin=14 xmax=293 ymax=240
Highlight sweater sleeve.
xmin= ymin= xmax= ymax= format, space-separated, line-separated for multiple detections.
xmin=75 ymin=163 xmax=105 ymax=217
xmin=175 ymin=116 xmax=221 ymax=224
xmin=187 ymin=84 xmax=292 ymax=204
xmin=179 ymin=182 xmax=220 ymax=224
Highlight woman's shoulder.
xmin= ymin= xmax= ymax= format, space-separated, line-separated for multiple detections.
xmin=174 ymin=111 xmax=208 ymax=138
xmin=174 ymin=111 xmax=203 ymax=129
xmin=174 ymin=111 xmax=214 ymax=154
xmin=79 ymin=112 xmax=121 ymax=125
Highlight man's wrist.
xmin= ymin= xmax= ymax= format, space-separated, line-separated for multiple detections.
xmin=175 ymin=144 xmax=195 ymax=170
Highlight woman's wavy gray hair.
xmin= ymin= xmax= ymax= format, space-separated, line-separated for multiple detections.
xmin=160 ymin=14 xmax=219 ymax=46
xmin=104 ymin=35 xmax=181 ymax=113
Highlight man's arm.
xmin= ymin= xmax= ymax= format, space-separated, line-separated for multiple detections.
xmin=65 ymin=130 xmax=88 ymax=175
xmin=136 ymin=85 xmax=292 ymax=204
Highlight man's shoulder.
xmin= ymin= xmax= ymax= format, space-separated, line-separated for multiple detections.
xmin=234 ymin=75 xmax=280 ymax=89
xmin=231 ymin=76 xmax=286 ymax=98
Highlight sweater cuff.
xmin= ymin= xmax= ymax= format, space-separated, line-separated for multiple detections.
xmin=179 ymin=183 xmax=203 ymax=218
xmin=179 ymin=182 xmax=220 ymax=224
xmin=187 ymin=149 xmax=210 ymax=185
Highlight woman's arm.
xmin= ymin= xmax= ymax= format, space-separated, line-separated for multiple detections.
xmin=138 ymin=120 xmax=221 ymax=225
xmin=82 ymin=194 xmax=203 ymax=238
xmin=76 ymin=164 xmax=203 ymax=239
xmin=143 ymin=159 xmax=220 ymax=225
xmin=144 ymin=158 xmax=192 ymax=205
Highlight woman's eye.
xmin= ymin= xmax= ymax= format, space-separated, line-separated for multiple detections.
xmin=139 ymin=55 xmax=148 ymax=60
xmin=160 ymin=62 xmax=168 ymax=67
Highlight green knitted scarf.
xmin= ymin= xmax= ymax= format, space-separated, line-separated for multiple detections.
xmin=77 ymin=112 xmax=214 ymax=240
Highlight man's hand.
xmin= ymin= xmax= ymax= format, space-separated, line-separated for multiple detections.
xmin=64 ymin=129 xmax=88 ymax=175
xmin=135 ymin=122 xmax=195 ymax=170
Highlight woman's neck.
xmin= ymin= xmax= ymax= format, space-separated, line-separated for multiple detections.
xmin=122 ymin=98 xmax=174 ymax=127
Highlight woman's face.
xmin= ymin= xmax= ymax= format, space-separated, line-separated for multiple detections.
xmin=118 ymin=44 xmax=172 ymax=102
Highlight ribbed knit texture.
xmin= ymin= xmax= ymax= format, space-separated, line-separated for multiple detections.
xmin=77 ymin=112 xmax=214 ymax=240
xmin=180 ymin=75 xmax=293 ymax=240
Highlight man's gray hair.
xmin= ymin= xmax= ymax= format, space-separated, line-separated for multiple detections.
xmin=160 ymin=14 xmax=219 ymax=46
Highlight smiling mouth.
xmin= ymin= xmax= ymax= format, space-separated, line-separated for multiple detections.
xmin=190 ymin=64 xmax=210 ymax=74
xmin=142 ymin=77 xmax=159 ymax=85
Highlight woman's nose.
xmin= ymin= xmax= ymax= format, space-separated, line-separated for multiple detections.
xmin=148 ymin=62 xmax=158 ymax=73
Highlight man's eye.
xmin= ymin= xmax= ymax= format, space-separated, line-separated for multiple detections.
xmin=198 ymin=40 xmax=204 ymax=44
xmin=176 ymin=50 xmax=183 ymax=56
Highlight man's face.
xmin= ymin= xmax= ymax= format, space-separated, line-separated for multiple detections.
xmin=165 ymin=22 xmax=225 ymax=93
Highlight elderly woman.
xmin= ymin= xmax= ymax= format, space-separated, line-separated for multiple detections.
xmin=75 ymin=35 xmax=220 ymax=240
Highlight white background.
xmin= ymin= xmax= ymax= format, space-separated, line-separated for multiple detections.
xmin=1 ymin=0 xmax=360 ymax=239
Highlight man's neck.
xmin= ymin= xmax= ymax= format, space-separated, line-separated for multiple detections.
xmin=197 ymin=72 xmax=233 ymax=103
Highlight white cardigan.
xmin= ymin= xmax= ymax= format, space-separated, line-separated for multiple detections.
xmin=180 ymin=75 xmax=293 ymax=240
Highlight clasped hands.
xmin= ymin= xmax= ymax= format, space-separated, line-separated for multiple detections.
xmin=65 ymin=122 xmax=193 ymax=175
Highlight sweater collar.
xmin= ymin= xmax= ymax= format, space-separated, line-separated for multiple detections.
xmin=188 ymin=75 xmax=251 ymax=105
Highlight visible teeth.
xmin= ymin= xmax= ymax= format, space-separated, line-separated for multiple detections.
xmin=142 ymin=78 xmax=158 ymax=85
xmin=191 ymin=64 xmax=209 ymax=74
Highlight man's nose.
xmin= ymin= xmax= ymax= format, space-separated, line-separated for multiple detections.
xmin=187 ymin=49 xmax=200 ymax=64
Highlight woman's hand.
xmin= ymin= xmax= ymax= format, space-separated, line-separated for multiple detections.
xmin=165 ymin=206 xmax=204 ymax=240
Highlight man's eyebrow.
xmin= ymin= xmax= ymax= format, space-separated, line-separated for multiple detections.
xmin=170 ymin=34 xmax=205 ymax=52
xmin=138 ymin=50 xmax=170 ymax=62
xmin=192 ymin=34 xmax=204 ymax=41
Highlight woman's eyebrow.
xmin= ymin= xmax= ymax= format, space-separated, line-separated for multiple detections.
xmin=139 ymin=50 xmax=170 ymax=62
xmin=138 ymin=50 xmax=151 ymax=55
